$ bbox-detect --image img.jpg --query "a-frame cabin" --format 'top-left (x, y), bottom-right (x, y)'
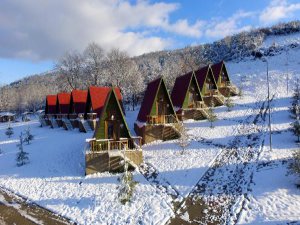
top-left (134, 77), bottom-right (181, 144)
top-left (211, 61), bottom-right (239, 97)
top-left (85, 88), bottom-right (143, 175)
top-left (69, 90), bottom-right (88, 128)
top-left (56, 92), bottom-right (71, 128)
top-left (194, 65), bottom-right (225, 107)
top-left (84, 86), bottom-right (123, 131)
top-left (44, 95), bottom-right (57, 126)
top-left (171, 71), bottom-right (209, 121)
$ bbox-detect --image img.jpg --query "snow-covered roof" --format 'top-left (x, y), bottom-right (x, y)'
top-left (0, 112), bottom-right (15, 116)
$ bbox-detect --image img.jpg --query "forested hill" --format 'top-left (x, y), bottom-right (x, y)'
top-left (1, 20), bottom-right (300, 113)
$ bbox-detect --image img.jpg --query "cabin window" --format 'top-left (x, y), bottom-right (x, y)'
top-left (221, 71), bottom-right (227, 83)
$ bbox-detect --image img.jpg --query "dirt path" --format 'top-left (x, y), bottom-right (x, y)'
top-left (169, 99), bottom-right (269, 225)
top-left (0, 188), bottom-right (73, 225)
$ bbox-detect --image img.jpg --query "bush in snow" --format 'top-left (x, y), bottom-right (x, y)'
top-left (0, 148), bottom-right (2, 155)
top-left (225, 95), bottom-right (234, 112)
top-left (118, 152), bottom-right (138, 205)
top-left (207, 101), bottom-right (218, 128)
top-left (24, 126), bottom-right (34, 145)
top-left (16, 132), bottom-right (29, 167)
top-left (289, 149), bottom-right (300, 179)
top-left (5, 122), bottom-right (13, 138)
top-left (291, 120), bottom-right (300, 143)
top-left (177, 122), bottom-right (190, 154)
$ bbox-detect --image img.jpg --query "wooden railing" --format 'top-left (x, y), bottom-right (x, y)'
top-left (146, 114), bottom-right (178, 125)
top-left (87, 137), bottom-right (142, 152)
top-left (205, 90), bottom-right (219, 97)
top-left (56, 114), bottom-right (68, 119)
top-left (69, 114), bottom-right (78, 120)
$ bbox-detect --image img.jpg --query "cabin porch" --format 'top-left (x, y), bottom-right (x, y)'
top-left (178, 101), bottom-right (209, 121)
top-left (203, 90), bottom-right (225, 107)
top-left (218, 81), bottom-right (239, 97)
top-left (85, 137), bottom-right (143, 174)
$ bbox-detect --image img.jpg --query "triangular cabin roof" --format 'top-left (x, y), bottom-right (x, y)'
top-left (171, 71), bottom-right (203, 109)
top-left (94, 88), bottom-right (131, 139)
top-left (137, 77), bottom-right (177, 123)
top-left (70, 90), bottom-right (88, 114)
top-left (194, 65), bottom-right (218, 91)
top-left (45, 95), bottom-right (57, 114)
top-left (57, 92), bottom-right (71, 114)
top-left (211, 61), bottom-right (230, 83)
top-left (86, 86), bottom-right (123, 117)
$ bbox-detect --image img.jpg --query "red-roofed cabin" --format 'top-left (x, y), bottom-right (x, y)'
top-left (211, 61), bottom-right (238, 97)
top-left (69, 90), bottom-right (88, 128)
top-left (195, 66), bottom-right (225, 107)
top-left (44, 95), bottom-right (57, 125)
top-left (56, 92), bottom-right (71, 127)
top-left (171, 72), bottom-right (209, 121)
top-left (84, 86), bottom-right (123, 131)
top-left (134, 77), bottom-right (180, 144)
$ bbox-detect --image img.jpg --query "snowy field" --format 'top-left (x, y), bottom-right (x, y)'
top-left (0, 34), bottom-right (300, 224)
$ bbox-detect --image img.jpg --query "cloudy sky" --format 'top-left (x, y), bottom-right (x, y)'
top-left (1, 0), bottom-right (300, 84)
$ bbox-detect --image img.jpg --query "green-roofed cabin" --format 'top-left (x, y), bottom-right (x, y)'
top-left (171, 72), bottom-right (209, 121)
top-left (134, 77), bottom-right (181, 144)
top-left (85, 88), bottom-right (143, 175)
top-left (211, 61), bottom-right (239, 97)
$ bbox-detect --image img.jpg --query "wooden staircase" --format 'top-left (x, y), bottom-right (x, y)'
top-left (50, 118), bottom-right (58, 128)
top-left (229, 85), bottom-right (239, 95)
top-left (162, 124), bottom-right (181, 141)
top-left (62, 119), bottom-right (73, 130)
top-left (213, 94), bottom-right (225, 106)
top-left (108, 150), bottom-right (142, 172)
top-left (79, 120), bottom-right (93, 133)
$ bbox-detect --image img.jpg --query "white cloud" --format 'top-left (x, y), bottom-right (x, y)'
top-left (0, 0), bottom-right (204, 60)
top-left (205, 11), bottom-right (253, 38)
top-left (259, 0), bottom-right (300, 24)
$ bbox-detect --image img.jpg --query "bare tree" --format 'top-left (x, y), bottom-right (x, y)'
top-left (56, 51), bottom-right (84, 91)
top-left (83, 42), bottom-right (106, 86)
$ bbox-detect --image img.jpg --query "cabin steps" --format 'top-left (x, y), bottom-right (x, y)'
top-left (50, 118), bottom-right (58, 128)
top-left (213, 95), bottom-right (225, 106)
top-left (162, 125), bottom-right (180, 141)
top-left (62, 119), bottom-right (73, 130)
top-left (230, 85), bottom-right (239, 96)
top-left (199, 108), bottom-right (209, 119)
top-left (79, 120), bottom-right (93, 133)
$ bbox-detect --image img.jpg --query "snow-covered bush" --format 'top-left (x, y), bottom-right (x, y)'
top-left (225, 95), bottom-right (234, 111)
top-left (5, 122), bottom-right (13, 138)
top-left (24, 126), bottom-right (34, 145)
top-left (207, 101), bottom-right (218, 128)
top-left (16, 132), bottom-right (29, 167)
top-left (289, 150), bottom-right (300, 180)
top-left (118, 154), bottom-right (138, 205)
top-left (177, 122), bottom-right (190, 154)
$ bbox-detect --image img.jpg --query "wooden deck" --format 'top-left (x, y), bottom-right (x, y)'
top-left (85, 137), bottom-right (143, 175)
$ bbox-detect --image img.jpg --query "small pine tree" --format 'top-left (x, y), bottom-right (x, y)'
top-left (225, 95), bottom-right (234, 112)
top-left (5, 122), bottom-right (13, 138)
top-left (292, 119), bottom-right (300, 143)
top-left (238, 86), bottom-right (243, 99)
top-left (177, 122), bottom-right (190, 154)
top-left (16, 132), bottom-right (29, 167)
top-left (207, 103), bottom-right (218, 128)
top-left (289, 149), bottom-right (300, 178)
top-left (118, 149), bottom-right (137, 205)
top-left (24, 126), bottom-right (34, 145)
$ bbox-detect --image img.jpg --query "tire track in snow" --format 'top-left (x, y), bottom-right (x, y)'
top-left (169, 98), bottom-right (269, 225)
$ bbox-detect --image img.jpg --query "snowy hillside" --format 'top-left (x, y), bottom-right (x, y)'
top-left (1, 37), bottom-right (300, 224)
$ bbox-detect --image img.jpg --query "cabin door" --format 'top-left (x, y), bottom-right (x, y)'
top-left (157, 98), bottom-right (166, 123)
top-left (106, 120), bottom-right (120, 140)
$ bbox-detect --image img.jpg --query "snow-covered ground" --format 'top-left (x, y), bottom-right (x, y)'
top-left (0, 35), bottom-right (300, 224)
